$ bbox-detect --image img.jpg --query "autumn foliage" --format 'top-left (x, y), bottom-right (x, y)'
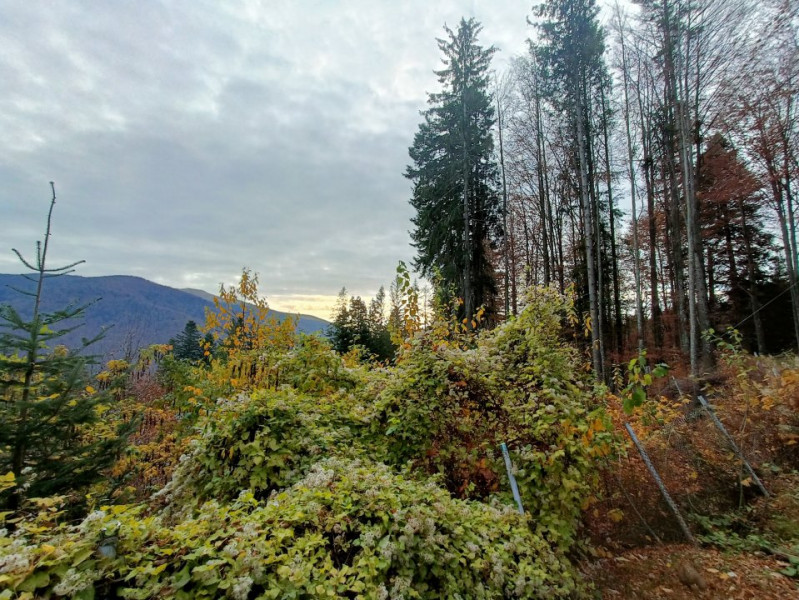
top-left (0, 277), bottom-right (612, 599)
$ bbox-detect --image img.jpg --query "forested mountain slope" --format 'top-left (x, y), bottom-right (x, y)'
top-left (0, 274), bottom-right (328, 360)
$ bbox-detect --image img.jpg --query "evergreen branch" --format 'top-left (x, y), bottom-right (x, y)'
top-left (11, 249), bottom-right (38, 271)
top-left (43, 267), bottom-right (82, 277)
top-left (40, 260), bottom-right (86, 274)
top-left (6, 285), bottom-right (37, 297)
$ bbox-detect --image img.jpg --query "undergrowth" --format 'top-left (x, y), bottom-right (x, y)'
top-left (0, 284), bottom-right (611, 599)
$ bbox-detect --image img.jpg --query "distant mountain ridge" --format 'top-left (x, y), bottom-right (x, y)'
top-left (0, 274), bottom-right (329, 361)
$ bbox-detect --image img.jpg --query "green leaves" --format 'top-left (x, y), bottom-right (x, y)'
top-left (0, 459), bottom-right (581, 599)
top-left (623, 385), bottom-right (647, 414)
top-left (0, 285), bottom-right (610, 599)
top-left (375, 286), bottom-right (612, 550)
top-left (621, 349), bottom-right (669, 415)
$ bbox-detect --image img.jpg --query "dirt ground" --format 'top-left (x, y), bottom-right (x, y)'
top-left (584, 544), bottom-right (798, 599)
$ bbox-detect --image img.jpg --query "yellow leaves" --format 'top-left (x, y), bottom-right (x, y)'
top-left (608, 508), bottom-right (624, 523)
top-left (199, 268), bottom-right (297, 391)
top-left (585, 441), bottom-right (612, 458)
top-left (105, 360), bottom-right (129, 373)
top-left (583, 314), bottom-right (592, 338)
top-left (0, 471), bottom-right (16, 493)
top-left (85, 385), bottom-right (96, 395)
top-left (781, 368), bottom-right (799, 387)
top-left (782, 433), bottom-right (799, 446)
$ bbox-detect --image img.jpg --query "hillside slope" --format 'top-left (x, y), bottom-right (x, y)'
top-left (0, 274), bottom-right (329, 361)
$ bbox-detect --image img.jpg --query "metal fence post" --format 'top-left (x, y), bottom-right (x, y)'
top-left (624, 422), bottom-right (696, 544)
top-left (698, 395), bottom-right (769, 497)
top-left (500, 442), bottom-right (524, 515)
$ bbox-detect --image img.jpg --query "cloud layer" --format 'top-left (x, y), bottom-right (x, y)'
top-left (0, 0), bottom-right (531, 318)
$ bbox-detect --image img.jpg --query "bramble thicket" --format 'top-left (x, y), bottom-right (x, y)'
top-left (3, 265), bottom-right (799, 598)
top-left (0, 268), bottom-right (616, 599)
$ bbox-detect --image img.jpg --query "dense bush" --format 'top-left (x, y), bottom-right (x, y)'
top-left (1, 285), bottom-right (611, 598)
top-left (372, 288), bottom-right (612, 548)
top-left (154, 388), bottom-right (374, 513)
top-left (0, 459), bottom-right (580, 599)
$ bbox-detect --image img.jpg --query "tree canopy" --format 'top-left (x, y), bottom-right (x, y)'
top-left (406, 17), bottom-right (502, 322)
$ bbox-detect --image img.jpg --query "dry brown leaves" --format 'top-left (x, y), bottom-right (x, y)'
top-left (584, 544), bottom-right (798, 599)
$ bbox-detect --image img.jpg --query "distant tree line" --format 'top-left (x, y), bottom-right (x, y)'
top-left (328, 287), bottom-right (395, 362)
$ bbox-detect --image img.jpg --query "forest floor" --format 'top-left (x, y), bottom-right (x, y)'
top-left (580, 353), bottom-right (799, 598)
top-left (584, 544), bottom-right (798, 599)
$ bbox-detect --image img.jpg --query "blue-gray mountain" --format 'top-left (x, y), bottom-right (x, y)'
top-left (0, 274), bottom-right (329, 362)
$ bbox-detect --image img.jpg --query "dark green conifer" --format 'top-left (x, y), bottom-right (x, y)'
top-left (406, 18), bottom-right (502, 322)
top-left (171, 320), bottom-right (204, 362)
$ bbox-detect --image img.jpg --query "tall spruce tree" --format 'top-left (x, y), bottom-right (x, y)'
top-left (406, 18), bottom-right (501, 322)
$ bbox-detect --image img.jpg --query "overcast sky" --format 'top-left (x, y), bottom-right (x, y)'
top-left (1, 1), bottom-right (539, 319)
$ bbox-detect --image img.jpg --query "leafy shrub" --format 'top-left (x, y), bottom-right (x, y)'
top-left (154, 388), bottom-right (375, 513)
top-left (372, 287), bottom-right (613, 549)
top-left (274, 334), bottom-right (366, 396)
top-left (0, 286), bottom-right (613, 598)
top-left (0, 458), bottom-right (580, 599)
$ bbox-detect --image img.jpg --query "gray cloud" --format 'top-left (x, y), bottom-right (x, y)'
top-left (0, 0), bottom-right (532, 317)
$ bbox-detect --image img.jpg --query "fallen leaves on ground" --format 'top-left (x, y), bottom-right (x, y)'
top-left (584, 544), bottom-right (798, 599)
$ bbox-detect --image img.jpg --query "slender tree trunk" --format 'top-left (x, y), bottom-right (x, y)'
top-left (662, 0), bottom-right (712, 373)
top-left (461, 97), bottom-right (473, 321)
top-left (11, 182), bottom-right (58, 510)
top-left (620, 28), bottom-right (644, 350)
top-left (497, 93), bottom-right (510, 319)
top-left (510, 211), bottom-right (519, 315)
top-left (665, 142), bottom-right (689, 353)
top-left (774, 188), bottom-right (799, 349)
top-left (542, 133), bottom-right (559, 290)
top-left (637, 74), bottom-right (663, 348)
top-left (707, 244), bottom-right (716, 308)
top-left (783, 134), bottom-right (799, 347)
top-left (601, 83), bottom-right (623, 353)
top-left (556, 194), bottom-right (566, 294)
top-left (576, 82), bottom-right (602, 380)
top-left (535, 87), bottom-right (551, 286)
